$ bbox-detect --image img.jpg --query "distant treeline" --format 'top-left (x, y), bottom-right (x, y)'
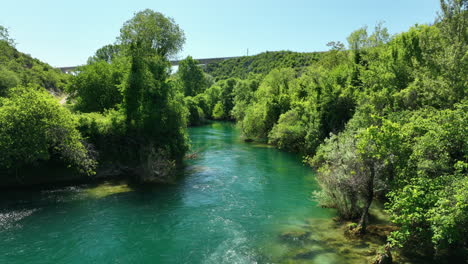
top-left (204, 51), bottom-right (322, 80)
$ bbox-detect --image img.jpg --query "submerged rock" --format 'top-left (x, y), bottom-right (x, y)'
top-left (87, 182), bottom-right (133, 198)
top-left (292, 248), bottom-right (317, 259)
top-left (279, 230), bottom-right (311, 243)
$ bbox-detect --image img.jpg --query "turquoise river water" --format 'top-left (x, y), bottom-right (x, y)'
top-left (0, 122), bottom-right (377, 264)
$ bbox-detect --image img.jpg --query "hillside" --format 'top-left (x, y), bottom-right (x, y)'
top-left (204, 50), bottom-right (322, 80)
top-left (0, 40), bottom-right (68, 93)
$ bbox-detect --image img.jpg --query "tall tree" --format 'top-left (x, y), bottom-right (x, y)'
top-left (119, 9), bottom-right (185, 59)
top-left (117, 9), bottom-right (188, 181)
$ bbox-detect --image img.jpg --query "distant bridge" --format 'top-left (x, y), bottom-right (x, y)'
top-left (58, 56), bottom-right (240, 73)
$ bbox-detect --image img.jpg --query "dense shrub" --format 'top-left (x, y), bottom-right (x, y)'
top-left (0, 86), bottom-right (96, 176)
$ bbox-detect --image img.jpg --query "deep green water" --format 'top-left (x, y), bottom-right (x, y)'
top-left (0, 122), bottom-right (340, 264)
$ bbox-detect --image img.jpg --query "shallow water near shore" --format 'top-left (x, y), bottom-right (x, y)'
top-left (1, 122), bottom-right (390, 263)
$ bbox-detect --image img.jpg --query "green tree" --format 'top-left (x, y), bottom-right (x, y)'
top-left (386, 105), bottom-right (467, 256)
top-left (185, 96), bottom-right (205, 125)
top-left (218, 78), bottom-right (238, 120)
top-left (0, 86), bottom-right (96, 176)
top-left (0, 25), bottom-right (15, 46)
top-left (67, 58), bottom-right (127, 112)
top-left (178, 56), bottom-right (207, 96)
top-left (116, 9), bottom-right (188, 182)
top-left (119, 9), bottom-right (185, 58)
top-left (0, 66), bottom-right (20, 96)
top-left (231, 74), bottom-right (261, 120)
top-left (88, 44), bottom-right (122, 64)
top-left (268, 108), bottom-right (307, 152)
top-left (241, 68), bottom-right (295, 139)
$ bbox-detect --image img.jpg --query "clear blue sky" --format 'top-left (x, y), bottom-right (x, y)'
top-left (0, 0), bottom-right (441, 67)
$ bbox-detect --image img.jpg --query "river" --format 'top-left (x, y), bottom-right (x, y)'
top-left (0, 122), bottom-right (379, 263)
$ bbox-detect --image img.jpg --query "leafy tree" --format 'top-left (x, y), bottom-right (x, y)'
top-left (268, 108), bottom-right (307, 152)
top-left (368, 22), bottom-right (391, 47)
top-left (88, 44), bottom-right (122, 64)
top-left (0, 25), bottom-right (15, 46)
top-left (218, 78), bottom-right (238, 120)
top-left (178, 56), bottom-right (207, 96)
top-left (386, 105), bottom-right (467, 256)
top-left (116, 9), bottom-right (188, 181)
top-left (240, 68), bottom-right (295, 139)
top-left (0, 66), bottom-right (20, 96)
top-left (67, 57), bottom-right (127, 112)
top-left (212, 101), bottom-right (225, 120)
top-left (119, 9), bottom-right (185, 58)
top-left (185, 96), bottom-right (205, 125)
top-left (231, 74), bottom-right (261, 120)
top-left (0, 86), bottom-right (96, 176)
top-left (201, 83), bottom-right (222, 118)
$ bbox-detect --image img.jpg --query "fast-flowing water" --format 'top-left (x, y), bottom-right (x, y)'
top-left (0, 122), bottom-right (353, 264)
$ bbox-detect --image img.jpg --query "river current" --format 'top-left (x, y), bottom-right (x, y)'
top-left (1, 122), bottom-right (343, 263)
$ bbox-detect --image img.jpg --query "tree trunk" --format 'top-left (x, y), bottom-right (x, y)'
top-left (358, 162), bottom-right (375, 234)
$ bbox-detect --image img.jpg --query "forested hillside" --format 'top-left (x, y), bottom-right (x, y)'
top-left (204, 51), bottom-right (322, 80)
top-left (0, 26), bottom-right (68, 94)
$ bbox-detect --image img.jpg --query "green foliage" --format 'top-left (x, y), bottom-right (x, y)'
top-left (0, 66), bottom-right (20, 96)
top-left (0, 25), bottom-right (15, 46)
top-left (0, 86), bottom-right (96, 175)
top-left (217, 78), bottom-right (238, 120)
top-left (236, 63), bottom-right (355, 153)
top-left (0, 37), bottom-right (68, 93)
top-left (268, 109), bottom-right (307, 152)
top-left (202, 83), bottom-right (221, 118)
top-left (205, 51), bottom-right (322, 80)
top-left (240, 68), bottom-right (296, 140)
top-left (67, 57), bottom-right (127, 112)
top-left (184, 96), bottom-right (205, 126)
top-left (385, 105), bottom-right (468, 253)
top-left (307, 8), bottom-right (467, 253)
top-left (123, 52), bottom-right (188, 162)
top-left (119, 9), bottom-right (185, 58)
top-left (311, 131), bottom-right (365, 219)
top-left (231, 74), bottom-right (261, 120)
top-left (88, 44), bottom-right (122, 64)
top-left (212, 101), bottom-right (225, 120)
top-left (116, 10), bottom-right (189, 181)
top-left (178, 56), bottom-right (207, 96)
